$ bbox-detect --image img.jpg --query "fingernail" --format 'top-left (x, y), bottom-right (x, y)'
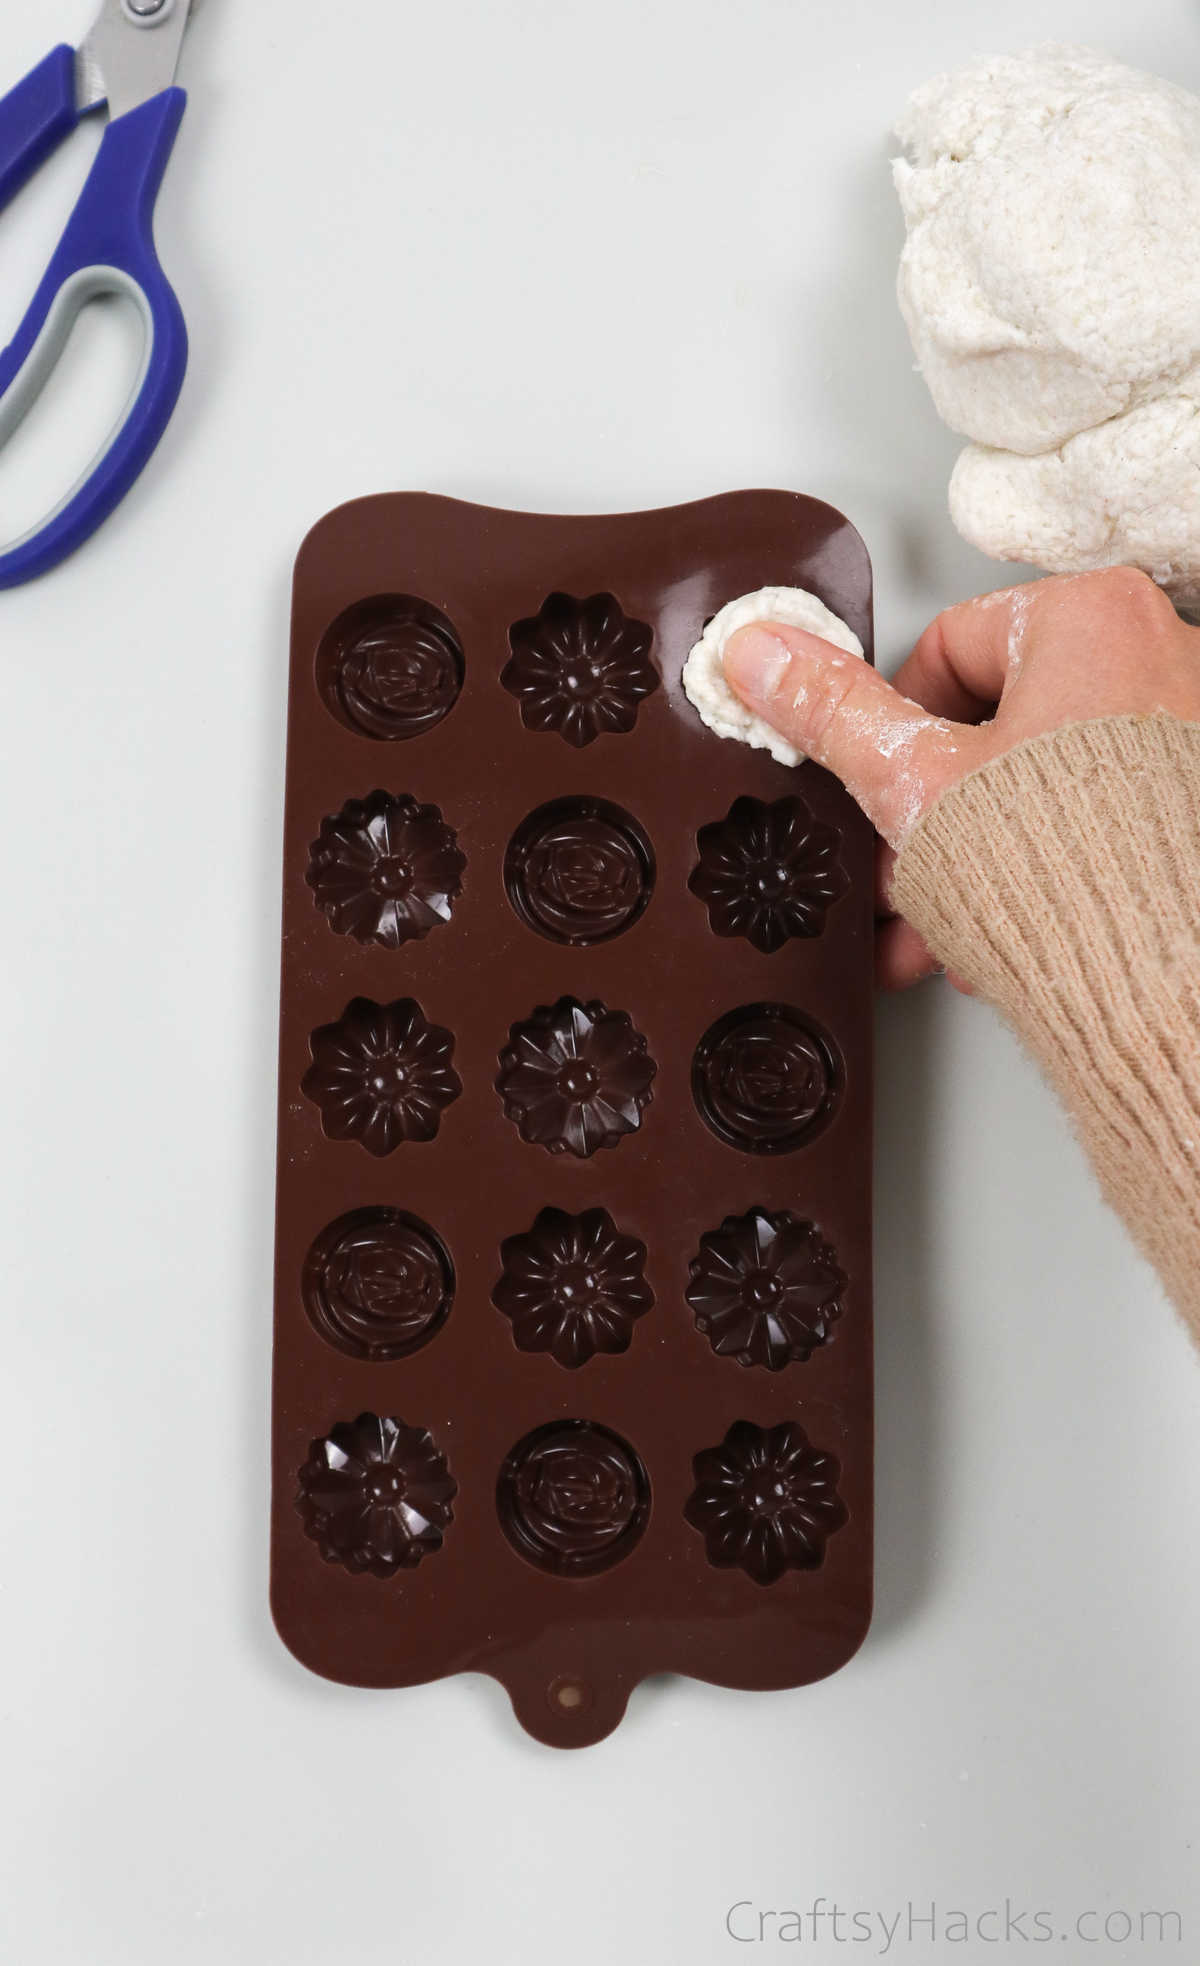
top-left (723, 624), bottom-right (791, 703)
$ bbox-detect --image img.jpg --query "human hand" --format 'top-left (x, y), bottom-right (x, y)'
top-left (722, 568), bottom-right (1200, 989)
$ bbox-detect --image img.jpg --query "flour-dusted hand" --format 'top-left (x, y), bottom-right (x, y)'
top-left (727, 566), bottom-right (1200, 1329)
top-left (723, 567), bottom-right (1200, 987)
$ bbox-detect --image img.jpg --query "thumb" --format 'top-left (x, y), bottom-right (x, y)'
top-left (723, 621), bottom-right (971, 843)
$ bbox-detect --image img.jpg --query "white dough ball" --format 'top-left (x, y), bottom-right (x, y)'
top-left (893, 44), bottom-right (1200, 607)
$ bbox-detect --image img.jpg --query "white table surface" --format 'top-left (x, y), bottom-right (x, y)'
top-left (1, 1), bottom-right (1198, 1960)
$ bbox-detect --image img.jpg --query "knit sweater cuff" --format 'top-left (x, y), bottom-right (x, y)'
top-left (891, 714), bottom-right (1200, 1328)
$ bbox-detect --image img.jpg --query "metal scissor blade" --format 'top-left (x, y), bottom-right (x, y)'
top-left (76, 0), bottom-right (195, 121)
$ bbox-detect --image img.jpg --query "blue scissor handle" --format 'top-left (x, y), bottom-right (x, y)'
top-left (0, 50), bottom-right (188, 588)
top-left (0, 45), bottom-right (80, 205)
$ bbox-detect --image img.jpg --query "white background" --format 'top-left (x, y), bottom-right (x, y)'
top-left (0, 1), bottom-right (1198, 1961)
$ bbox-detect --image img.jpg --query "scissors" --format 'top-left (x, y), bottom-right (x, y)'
top-left (0, 0), bottom-right (197, 587)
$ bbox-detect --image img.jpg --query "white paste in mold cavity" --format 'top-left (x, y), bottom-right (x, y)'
top-left (682, 585), bottom-right (864, 768)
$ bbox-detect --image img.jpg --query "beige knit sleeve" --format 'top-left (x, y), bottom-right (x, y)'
top-left (890, 714), bottom-right (1200, 1331)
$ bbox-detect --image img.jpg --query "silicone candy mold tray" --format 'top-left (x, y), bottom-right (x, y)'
top-left (271, 490), bottom-right (874, 1747)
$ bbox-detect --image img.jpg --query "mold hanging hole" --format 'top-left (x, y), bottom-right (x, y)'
top-left (548, 1676), bottom-right (592, 1715)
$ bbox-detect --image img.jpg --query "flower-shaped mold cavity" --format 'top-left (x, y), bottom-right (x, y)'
top-left (302, 997), bottom-right (461, 1156)
top-left (692, 1003), bottom-right (840, 1155)
top-left (497, 1420), bottom-right (650, 1576)
top-left (302, 1207), bottom-right (454, 1361)
top-left (316, 595), bottom-right (464, 740)
top-left (685, 1420), bottom-right (847, 1585)
top-left (493, 1207), bottom-right (653, 1368)
top-left (497, 997), bottom-right (656, 1157)
top-left (296, 1412), bottom-right (457, 1577)
top-left (686, 1208), bottom-right (846, 1370)
top-left (689, 794), bottom-right (848, 953)
top-left (306, 791), bottom-right (465, 947)
top-left (501, 592), bottom-right (659, 746)
top-left (504, 797), bottom-right (654, 946)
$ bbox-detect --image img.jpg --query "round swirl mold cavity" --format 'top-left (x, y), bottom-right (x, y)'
top-left (296, 1412), bottom-right (457, 1577)
top-left (691, 1002), bottom-right (841, 1155)
top-left (497, 996), bottom-right (657, 1157)
top-left (316, 595), bottom-right (464, 740)
top-left (686, 1207), bottom-right (845, 1370)
top-left (306, 791), bottom-right (465, 947)
top-left (496, 1420), bottom-right (650, 1576)
top-left (493, 1206), bottom-right (653, 1367)
top-left (302, 1207), bottom-right (454, 1361)
top-left (504, 796), bottom-right (655, 945)
top-left (302, 996), bottom-right (461, 1156)
top-left (501, 591), bottom-right (659, 746)
top-left (689, 794), bottom-right (848, 952)
top-left (684, 1419), bottom-right (847, 1585)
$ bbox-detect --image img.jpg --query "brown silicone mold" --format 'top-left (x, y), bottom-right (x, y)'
top-left (272, 491), bottom-right (874, 1746)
